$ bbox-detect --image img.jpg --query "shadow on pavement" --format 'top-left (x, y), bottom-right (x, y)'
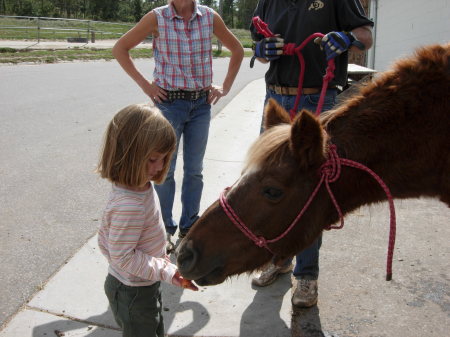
top-left (161, 283), bottom-right (210, 336)
top-left (31, 309), bottom-right (121, 337)
top-left (291, 305), bottom-right (327, 337)
top-left (161, 250), bottom-right (210, 336)
top-left (240, 273), bottom-right (292, 337)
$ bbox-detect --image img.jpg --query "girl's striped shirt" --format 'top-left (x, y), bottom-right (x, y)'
top-left (152, 3), bottom-right (214, 90)
top-left (98, 183), bottom-right (177, 286)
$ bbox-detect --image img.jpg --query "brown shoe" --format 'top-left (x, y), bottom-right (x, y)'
top-left (251, 263), bottom-right (293, 287)
top-left (292, 279), bottom-right (318, 308)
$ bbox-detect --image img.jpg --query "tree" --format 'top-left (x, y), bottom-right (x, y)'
top-left (200, 0), bottom-right (214, 7)
top-left (0, 0), bottom-right (261, 25)
top-left (132, 0), bottom-right (142, 21)
top-left (219, 0), bottom-right (234, 27)
top-left (13, 0), bottom-right (34, 16)
top-left (236, 0), bottom-right (258, 29)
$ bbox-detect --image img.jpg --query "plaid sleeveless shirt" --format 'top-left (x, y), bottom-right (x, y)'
top-left (153, 3), bottom-right (214, 90)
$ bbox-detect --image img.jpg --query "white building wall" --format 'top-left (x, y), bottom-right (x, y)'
top-left (371, 0), bottom-right (450, 71)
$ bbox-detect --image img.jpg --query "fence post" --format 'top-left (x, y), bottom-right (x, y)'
top-left (87, 20), bottom-right (90, 43)
top-left (37, 16), bottom-right (40, 43)
top-left (89, 21), bottom-right (95, 43)
top-left (217, 40), bottom-right (222, 54)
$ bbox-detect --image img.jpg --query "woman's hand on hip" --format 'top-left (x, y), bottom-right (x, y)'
top-left (206, 84), bottom-right (228, 105)
top-left (142, 81), bottom-right (167, 104)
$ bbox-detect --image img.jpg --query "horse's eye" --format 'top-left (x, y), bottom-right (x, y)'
top-left (262, 187), bottom-right (284, 201)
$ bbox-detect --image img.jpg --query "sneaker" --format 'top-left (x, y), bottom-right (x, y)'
top-left (291, 279), bottom-right (318, 308)
top-left (251, 263), bottom-right (293, 287)
top-left (166, 233), bottom-right (175, 254)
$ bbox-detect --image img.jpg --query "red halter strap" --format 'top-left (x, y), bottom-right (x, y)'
top-left (219, 144), bottom-right (397, 281)
top-left (252, 16), bottom-right (275, 38)
top-left (252, 16), bottom-right (336, 120)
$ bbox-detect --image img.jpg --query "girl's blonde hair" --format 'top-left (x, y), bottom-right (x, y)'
top-left (97, 104), bottom-right (176, 186)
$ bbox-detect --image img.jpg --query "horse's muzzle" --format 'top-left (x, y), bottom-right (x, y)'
top-left (176, 239), bottom-right (226, 285)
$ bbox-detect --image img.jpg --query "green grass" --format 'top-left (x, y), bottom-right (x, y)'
top-left (0, 16), bottom-right (134, 40)
top-left (0, 47), bottom-right (253, 64)
top-left (211, 29), bottom-right (253, 49)
top-left (0, 17), bottom-right (254, 63)
top-left (0, 47), bottom-right (151, 64)
top-left (0, 17), bottom-right (253, 44)
top-left (230, 29), bottom-right (253, 48)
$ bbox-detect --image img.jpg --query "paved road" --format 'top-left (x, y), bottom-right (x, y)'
top-left (0, 57), bottom-right (267, 328)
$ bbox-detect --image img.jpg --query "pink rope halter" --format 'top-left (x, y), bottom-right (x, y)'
top-left (219, 145), bottom-right (397, 281)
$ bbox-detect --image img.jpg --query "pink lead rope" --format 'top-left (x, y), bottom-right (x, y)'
top-left (252, 16), bottom-right (336, 119)
top-left (247, 17), bottom-right (396, 280)
top-left (220, 145), bottom-right (397, 281)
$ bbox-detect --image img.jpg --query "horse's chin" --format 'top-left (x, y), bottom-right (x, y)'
top-left (179, 265), bottom-right (227, 286)
top-left (194, 269), bottom-right (227, 286)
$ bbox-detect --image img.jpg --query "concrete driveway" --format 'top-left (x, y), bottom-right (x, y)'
top-left (1, 56), bottom-right (448, 337)
top-left (0, 57), bottom-right (267, 328)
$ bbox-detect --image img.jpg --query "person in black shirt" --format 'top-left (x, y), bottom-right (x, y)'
top-left (250, 0), bottom-right (373, 308)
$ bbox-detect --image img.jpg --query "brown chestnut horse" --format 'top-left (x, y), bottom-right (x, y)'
top-left (177, 44), bottom-right (450, 286)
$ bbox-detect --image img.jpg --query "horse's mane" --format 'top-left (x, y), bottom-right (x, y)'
top-left (322, 43), bottom-right (450, 125)
top-left (244, 44), bottom-right (449, 172)
top-left (243, 124), bottom-right (291, 172)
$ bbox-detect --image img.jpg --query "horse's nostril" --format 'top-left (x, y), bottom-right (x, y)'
top-left (176, 240), bottom-right (198, 274)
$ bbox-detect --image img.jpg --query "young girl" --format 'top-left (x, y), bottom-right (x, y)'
top-left (97, 103), bottom-right (197, 337)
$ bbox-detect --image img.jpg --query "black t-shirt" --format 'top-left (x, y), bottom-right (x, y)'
top-left (250, 0), bottom-right (374, 88)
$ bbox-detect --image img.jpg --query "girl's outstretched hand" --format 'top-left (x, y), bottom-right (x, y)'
top-left (172, 271), bottom-right (199, 291)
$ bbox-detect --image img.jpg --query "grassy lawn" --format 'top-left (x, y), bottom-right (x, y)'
top-left (0, 16), bottom-right (254, 64)
top-left (0, 46), bottom-right (253, 64)
top-left (0, 46), bottom-right (150, 64)
top-left (0, 16), bottom-right (134, 40)
top-left (1, 17), bottom-right (253, 45)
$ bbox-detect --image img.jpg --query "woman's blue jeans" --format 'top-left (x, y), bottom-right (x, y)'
top-left (263, 87), bottom-right (337, 280)
top-left (156, 96), bottom-right (211, 235)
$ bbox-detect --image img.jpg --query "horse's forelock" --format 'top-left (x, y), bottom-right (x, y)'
top-left (244, 124), bottom-right (291, 173)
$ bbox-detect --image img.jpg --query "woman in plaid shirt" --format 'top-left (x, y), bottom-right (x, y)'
top-left (113, 0), bottom-right (244, 245)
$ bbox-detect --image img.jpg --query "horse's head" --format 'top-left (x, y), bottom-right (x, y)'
top-left (177, 99), bottom-right (331, 286)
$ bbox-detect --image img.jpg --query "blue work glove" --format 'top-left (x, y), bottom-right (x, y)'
top-left (254, 37), bottom-right (284, 61)
top-left (250, 36), bottom-right (284, 68)
top-left (319, 31), bottom-right (354, 60)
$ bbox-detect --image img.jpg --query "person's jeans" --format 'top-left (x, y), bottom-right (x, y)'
top-left (261, 88), bottom-right (337, 131)
top-left (263, 87), bottom-right (337, 280)
top-left (156, 97), bottom-right (211, 235)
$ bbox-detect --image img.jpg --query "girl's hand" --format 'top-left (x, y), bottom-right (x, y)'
top-left (172, 271), bottom-right (199, 291)
top-left (142, 81), bottom-right (167, 104)
top-left (205, 84), bottom-right (228, 105)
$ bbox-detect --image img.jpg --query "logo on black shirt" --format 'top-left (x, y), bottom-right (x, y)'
top-left (308, 0), bottom-right (324, 11)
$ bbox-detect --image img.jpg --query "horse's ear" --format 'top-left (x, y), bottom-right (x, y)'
top-left (290, 109), bottom-right (326, 169)
top-left (264, 98), bottom-right (291, 129)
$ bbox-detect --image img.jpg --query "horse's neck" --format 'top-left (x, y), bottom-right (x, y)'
top-left (320, 43), bottom-right (450, 213)
top-left (324, 91), bottom-right (447, 214)
top-left (324, 101), bottom-right (402, 213)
